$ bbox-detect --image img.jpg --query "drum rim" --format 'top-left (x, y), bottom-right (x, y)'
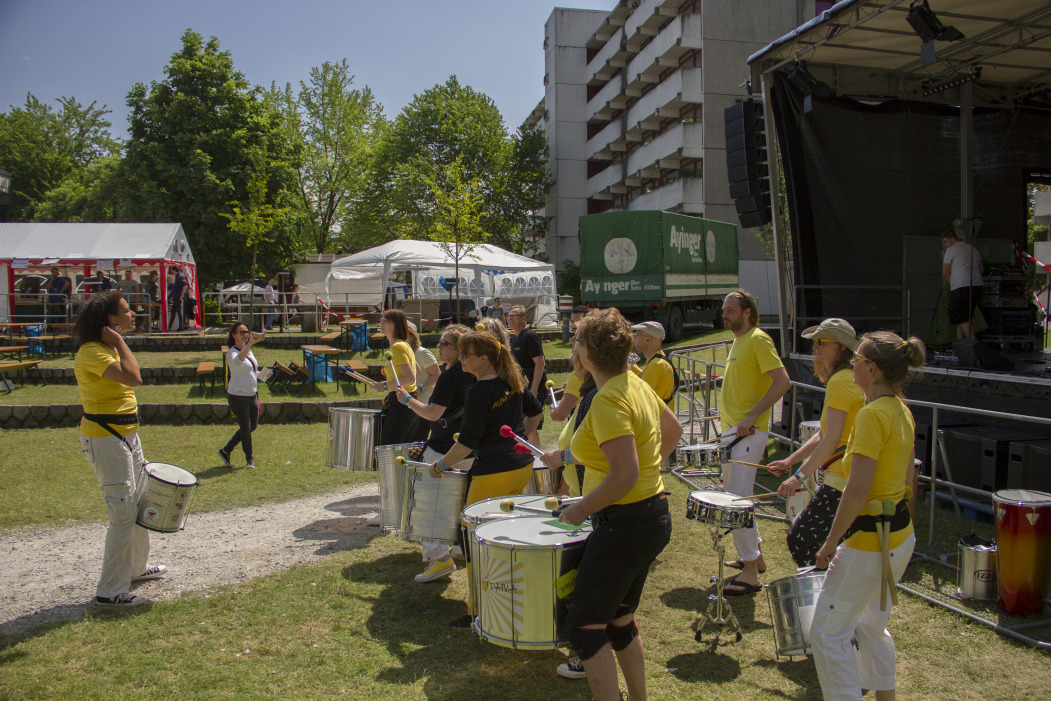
top-left (144, 462), bottom-right (198, 486)
top-left (329, 407), bottom-right (381, 416)
top-left (992, 489), bottom-right (1051, 506)
top-left (475, 516), bottom-right (591, 547)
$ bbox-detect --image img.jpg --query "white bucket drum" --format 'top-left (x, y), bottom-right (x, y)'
top-left (460, 494), bottom-right (555, 616)
top-left (135, 463), bottom-right (198, 533)
top-left (326, 407), bottom-right (380, 470)
top-left (686, 489), bottom-right (754, 530)
top-left (474, 516), bottom-right (592, 649)
top-left (400, 465), bottom-right (469, 544)
top-left (766, 568), bottom-right (826, 658)
top-left (374, 442), bottom-right (425, 531)
top-left (677, 443), bottom-right (731, 469)
top-left (796, 420), bottom-right (825, 488)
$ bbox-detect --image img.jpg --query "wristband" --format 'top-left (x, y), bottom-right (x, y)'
top-left (401, 393), bottom-right (411, 405)
top-left (437, 457), bottom-right (449, 472)
top-left (794, 469), bottom-right (806, 482)
top-left (562, 449), bottom-right (574, 467)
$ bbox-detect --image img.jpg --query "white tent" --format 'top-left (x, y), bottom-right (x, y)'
top-left (328, 240), bottom-right (558, 325)
top-left (0, 223), bottom-right (198, 329)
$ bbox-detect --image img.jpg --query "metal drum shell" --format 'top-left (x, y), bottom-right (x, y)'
top-left (766, 570), bottom-right (826, 658)
top-left (678, 443), bottom-right (731, 468)
top-left (685, 490), bottom-right (754, 529)
top-left (473, 516), bottom-right (592, 650)
top-left (326, 407), bottom-right (380, 470)
top-left (135, 462), bottom-right (198, 533)
top-left (400, 465), bottom-right (469, 545)
top-left (374, 442), bottom-right (425, 531)
top-left (958, 540), bottom-right (997, 600)
top-left (798, 420), bottom-right (821, 443)
top-left (524, 467), bottom-right (561, 495)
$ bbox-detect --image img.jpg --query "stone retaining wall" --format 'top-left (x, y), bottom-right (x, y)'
top-left (0, 398), bottom-right (383, 430)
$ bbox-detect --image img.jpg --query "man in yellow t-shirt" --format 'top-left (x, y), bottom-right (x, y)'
top-left (718, 290), bottom-right (791, 595)
top-left (630, 321), bottom-right (676, 405)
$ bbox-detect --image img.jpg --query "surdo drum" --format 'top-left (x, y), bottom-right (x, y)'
top-left (399, 464), bottom-right (469, 545)
top-left (374, 442), bottom-right (425, 531)
top-left (766, 568), bottom-right (826, 658)
top-left (135, 463), bottom-right (198, 533)
top-left (993, 489), bottom-right (1051, 616)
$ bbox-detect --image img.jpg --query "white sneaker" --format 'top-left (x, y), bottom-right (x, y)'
top-left (132, 565), bottom-right (167, 582)
top-left (415, 558), bottom-right (457, 583)
top-left (557, 656), bottom-right (587, 679)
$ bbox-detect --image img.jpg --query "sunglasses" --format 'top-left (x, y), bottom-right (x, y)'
top-left (813, 338), bottom-right (835, 347)
top-left (852, 351), bottom-right (872, 364)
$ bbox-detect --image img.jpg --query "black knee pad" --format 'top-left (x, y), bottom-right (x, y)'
top-left (606, 618), bottom-right (638, 651)
top-left (566, 605), bottom-right (609, 661)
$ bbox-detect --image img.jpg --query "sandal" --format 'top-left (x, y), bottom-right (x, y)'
top-left (725, 558), bottom-right (767, 574)
top-left (723, 580), bottom-right (763, 596)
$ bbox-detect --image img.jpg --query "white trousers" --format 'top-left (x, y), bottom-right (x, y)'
top-left (419, 447), bottom-right (472, 561)
top-left (811, 533), bottom-right (916, 701)
top-left (720, 427), bottom-right (767, 562)
top-left (80, 433), bottom-right (150, 599)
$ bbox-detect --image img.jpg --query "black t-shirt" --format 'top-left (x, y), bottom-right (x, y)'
top-left (458, 377), bottom-right (533, 476)
top-left (425, 362), bottom-right (475, 454)
top-left (511, 327), bottom-right (548, 400)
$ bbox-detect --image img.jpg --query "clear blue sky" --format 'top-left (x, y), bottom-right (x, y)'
top-left (0, 0), bottom-right (609, 138)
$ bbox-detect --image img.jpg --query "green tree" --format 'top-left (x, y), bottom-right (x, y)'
top-left (488, 123), bottom-right (552, 253)
top-left (424, 156), bottom-right (486, 315)
top-left (32, 155), bottom-right (128, 222)
top-left (122, 30), bottom-right (301, 286)
top-left (272, 60), bottom-right (386, 254)
top-left (0, 94), bottom-right (119, 220)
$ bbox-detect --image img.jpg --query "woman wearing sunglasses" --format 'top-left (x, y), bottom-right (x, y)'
top-left (218, 322), bottom-right (266, 470)
top-left (810, 330), bottom-right (924, 701)
top-left (768, 318), bottom-right (865, 567)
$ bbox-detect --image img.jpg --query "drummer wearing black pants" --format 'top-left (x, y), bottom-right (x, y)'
top-left (557, 308), bottom-right (682, 701)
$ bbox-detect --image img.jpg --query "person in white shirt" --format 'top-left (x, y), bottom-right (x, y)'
top-left (941, 230), bottom-right (984, 340)
top-left (218, 323), bottom-right (265, 469)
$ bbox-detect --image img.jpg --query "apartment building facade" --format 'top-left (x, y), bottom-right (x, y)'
top-left (529, 0), bottom-right (825, 303)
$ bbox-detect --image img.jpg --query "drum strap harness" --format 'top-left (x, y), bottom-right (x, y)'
top-left (83, 412), bottom-right (138, 454)
top-left (843, 498), bottom-right (909, 539)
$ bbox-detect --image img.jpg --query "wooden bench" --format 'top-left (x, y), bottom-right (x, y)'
top-left (287, 361), bottom-right (313, 394)
top-left (0, 360), bottom-right (47, 393)
top-left (196, 361), bottom-right (216, 395)
top-left (266, 361), bottom-right (296, 391)
top-left (320, 331), bottom-right (341, 344)
top-left (368, 333), bottom-right (387, 356)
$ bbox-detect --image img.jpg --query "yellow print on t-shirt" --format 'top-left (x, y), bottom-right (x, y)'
top-left (491, 391), bottom-right (515, 411)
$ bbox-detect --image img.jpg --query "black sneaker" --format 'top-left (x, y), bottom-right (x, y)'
top-left (94, 592), bottom-right (152, 607)
top-left (217, 449), bottom-right (233, 468)
top-left (449, 614), bottom-right (474, 630)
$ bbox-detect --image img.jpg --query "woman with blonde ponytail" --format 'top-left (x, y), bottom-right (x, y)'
top-left (429, 329), bottom-right (541, 629)
top-left (811, 330), bottom-right (925, 701)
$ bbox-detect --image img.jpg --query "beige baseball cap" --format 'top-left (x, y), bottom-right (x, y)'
top-left (801, 318), bottom-right (858, 351)
top-left (631, 321), bottom-right (666, 341)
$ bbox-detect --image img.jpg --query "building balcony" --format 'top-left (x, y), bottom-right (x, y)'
top-left (585, 117), bottom-right (628, 161)
top-left (623, 67), bottom-right (703, 140)
top-left (586, 76), bottom-right (629, 123)
top-left (625, 121), bottom-right (703, 181)
top-left (629, 175), bottom-right (704, 213)
top-left (586, 161), bottom-right (625, 199)
top-left (585, 4), bottom-right (631, 50)
top-left (624, 13), bottom-right (702, 96)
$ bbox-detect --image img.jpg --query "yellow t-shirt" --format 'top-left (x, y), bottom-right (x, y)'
top-left (821, 368), bottom-right (866, 482)
top-left (74, 341), bottom-right (138, 437)
top-left (631, 352), bottom-right (675, 405)
top-left (720, 327), bottom-right (783, 428)
top-left (563, 373), bottom-right (583, 400)
top-left (841, 396), bottom-right (916, 552)
top-left (383, 340), bottom-right (418, 393)
top-left (571, 372), bottom-right (665, 505)
top-left (558, 419), bottom-right (582, 497)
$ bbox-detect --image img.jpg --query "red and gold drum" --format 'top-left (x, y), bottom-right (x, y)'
top-left (993, 489), bottom-right (1051, 617)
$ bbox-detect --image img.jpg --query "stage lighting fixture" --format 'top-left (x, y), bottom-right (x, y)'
top-left (906, 0), bottom-right (964, 44)
top-left (786, 61), bottom-right (834, 99)
top-left (921, 66), bottom-right (982, 97)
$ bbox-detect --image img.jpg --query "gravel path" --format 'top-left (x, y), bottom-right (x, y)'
top-left (0, 482), bottom-right (382, 637)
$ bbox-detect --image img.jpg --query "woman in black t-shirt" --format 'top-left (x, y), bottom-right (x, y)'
top-left (396, 324), bottom-right (475, 583)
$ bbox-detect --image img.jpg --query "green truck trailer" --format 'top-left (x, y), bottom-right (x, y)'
top-left (579, 210), bottom-right (739, 341)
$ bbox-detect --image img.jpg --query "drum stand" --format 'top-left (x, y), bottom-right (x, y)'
top-left (693, 525), bottom-right (743, 643)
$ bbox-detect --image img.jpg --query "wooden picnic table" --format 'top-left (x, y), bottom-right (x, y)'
top-left (0, 345), bottom-right (28, 362)
top-left (32, 334), bottom-right (73, 358)
top-left (301, 344), bottom-right (341, 383)
top-left (338, 318), bottom-right (368, 352)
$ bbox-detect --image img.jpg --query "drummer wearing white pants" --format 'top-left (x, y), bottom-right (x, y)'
top-left (718, 290), bottom-right (791, 595)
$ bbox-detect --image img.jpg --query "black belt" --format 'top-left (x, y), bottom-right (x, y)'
top-left (591, 492), bottom-right (669, 527)
top-left (844, 498), bottom-right (910, 539)
top-left (83, 412), bottom-right (139, 451)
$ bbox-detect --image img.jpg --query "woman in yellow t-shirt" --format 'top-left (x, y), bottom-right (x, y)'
top-left (557, 308), bottom-right (681, 701)
top-left (371, 309), bottom-right (421, 445)
top-left (811, 331), bottom-right (925, 701)
top-left (769, 318), bottom-right (865, 567)
top-left (74, 290), bottom-right (165, 607)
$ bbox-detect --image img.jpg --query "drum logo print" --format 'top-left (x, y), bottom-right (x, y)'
top-left (481, 557), bottom-right (525, 636)
top-left (144, 508), bottom-right (160, 523)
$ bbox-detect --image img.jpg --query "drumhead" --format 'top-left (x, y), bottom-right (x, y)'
top-left (689, 489), bottom-right (751, 508)
top-left (461, 495), bottom-right (553, 524)
top-left (993, 489), bottom-right (1051, 507)
top-left (144, 463), bottom-right (197, 486)
top-left (476, 515), bottom-right (591, 549)
top-left (681, 443), bottom-right (726, 453)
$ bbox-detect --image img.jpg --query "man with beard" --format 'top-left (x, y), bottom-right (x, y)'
top-left (718, 289), bottom-right (790, 595)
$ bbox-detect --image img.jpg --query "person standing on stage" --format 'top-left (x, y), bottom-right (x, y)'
top-left (811, 331), bottom-right (923, 701)
top-left (74, 290), bottom-right (166, 607)
top-left (630, 321), bottom-right (677, 406)
top-left (941, 229), bottom-right (984, 340)
top-left (396, 324), bottom-right (474, 583)
top-left (769, 318), bottom-right (865, 567)
top-left (217, 322), bottom-right (265, 470)
top-left (556, 308), bottom-right (681, 699)
top-left (718, 289), bottom-right (791, 595)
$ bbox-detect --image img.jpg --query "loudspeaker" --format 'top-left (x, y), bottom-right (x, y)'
top-left (953, 339), bottom-right (1015, 371)
top-left (724, 99), bottom-right (772, 229)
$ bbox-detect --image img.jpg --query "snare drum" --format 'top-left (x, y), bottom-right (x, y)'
top-left (677, 443), bottom-right (731, 469)
top-left (798, 420), bottom-right (821, 443)
top-left (766, 569), bottom-right (825, 658)
top-left (374, 442), bottom-right (425, 532)
top-left (400, 465), bottom-right (469, 545)
top-left (135, 463), bottom-right (198, 533)
top-left (993, 489), bottom-right (1051, 616)
top-left (686, 490), bottom-right (754, 529)
top-left (474, 516), bottom-right (592, 649)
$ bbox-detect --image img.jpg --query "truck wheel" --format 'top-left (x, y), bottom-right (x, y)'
top-left (666, 306), bottom-right (684, 342)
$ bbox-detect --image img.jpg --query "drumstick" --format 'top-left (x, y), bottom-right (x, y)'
top-left (499, 499), bottom-right (562, 518)
top-left (387, 357), bottom-right (401, 388)
top-left (729, 459), bottom-right (771, 470)
top-left (515, 444), bottom-right (558, 467)
top-left (545, 380), bottom-right (558, 406)
top-left (394, 456), bottom-right (431, 469)
top-left (544, 496), bottom-right (582, 510)
top-left (735, 491), bottom-right (779, 501)
top-left (882, 500), bottom-right (898, 606)
top-left (500, 425), bottom-right (543, 456)
top-left (343, 370), bottom-right (373, 385)
top-left (868, 500), bottom-right (890, 611)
